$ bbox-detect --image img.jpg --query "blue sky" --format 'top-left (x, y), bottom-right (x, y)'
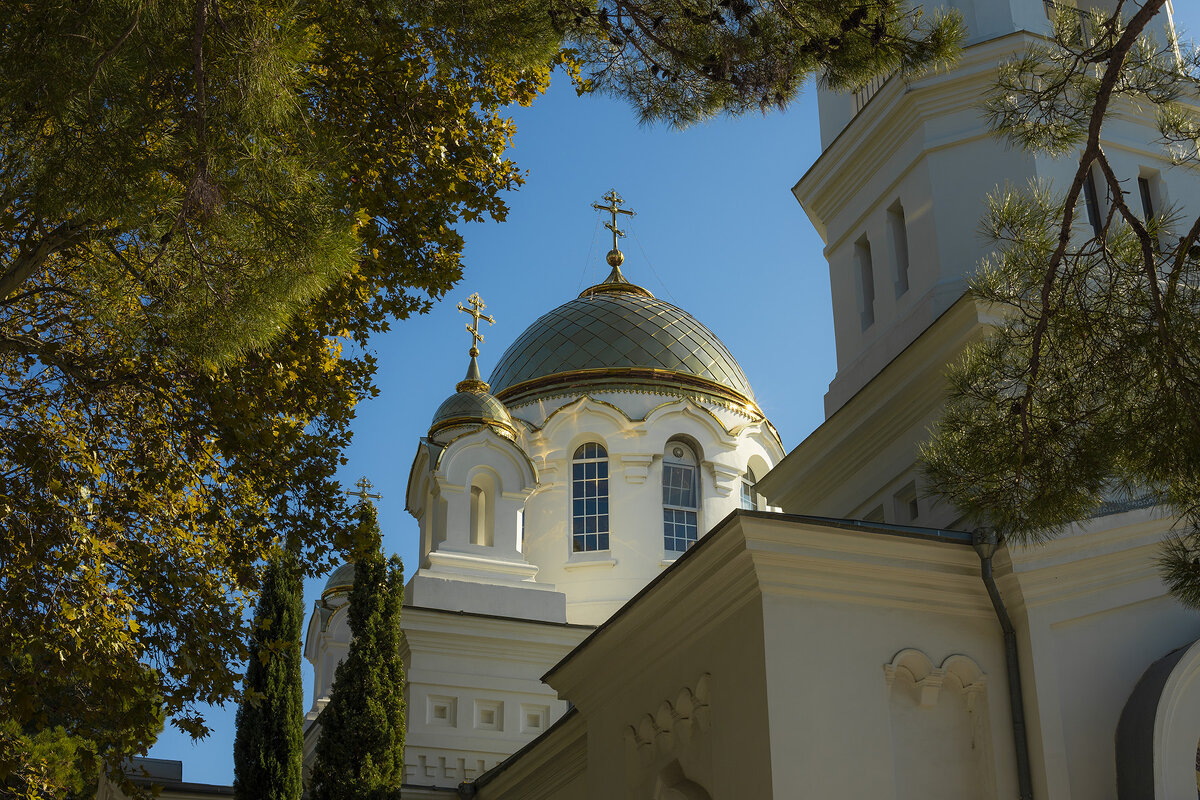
top-left (150, 3), bottom-right (1199, 783)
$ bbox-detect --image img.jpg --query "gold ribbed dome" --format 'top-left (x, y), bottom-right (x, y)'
top-left (429, 354), bottom-right (516, 438)
top-left (488, 271), bottom-right (759, 415)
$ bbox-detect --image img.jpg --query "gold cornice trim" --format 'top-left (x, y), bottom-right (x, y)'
top-left (495, 367), bottom-right (763, 419)
top-left (430, 425), bottom-right (540, 483)
top-left (428, 416), bottom-right (518, 440)
top-left (455, 378), bottom-right (491, 393)
top-left (579, 281), bottom-right (655, 299)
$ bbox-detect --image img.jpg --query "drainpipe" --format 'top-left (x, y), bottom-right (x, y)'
top-left (972, 527), bottom-right (1035, 800)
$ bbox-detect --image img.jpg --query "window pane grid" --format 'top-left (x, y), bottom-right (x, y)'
top-left (572, 443), bottom-right (609, 553)
top-left (662, 464), bottom-right (696, 507)
top-left (741, 480), bottom-right (759, 511)
top-left (664, 509), bottom-right (698, 552)
top-left (663, 448), bottom-right (699, 554)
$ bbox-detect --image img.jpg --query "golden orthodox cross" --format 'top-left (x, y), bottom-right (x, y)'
top-left (456, 292), bottom-right (494, 357)
top-left (345, 477), bottom-right (382, 502)
top-left (592, 189), bottom-right (636, 252)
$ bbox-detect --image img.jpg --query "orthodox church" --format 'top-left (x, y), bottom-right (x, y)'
top-left (300, 1), bottom-right (1200, 798)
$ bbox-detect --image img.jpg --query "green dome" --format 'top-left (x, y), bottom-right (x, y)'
top-left (489, 272), bottom-right (759, 414)
top-left (428, 353), bottom-right (516, 439)
top-left (323, 562), bottom-right (356, 597)
top-left (429, 389), bottom-right (514, 437)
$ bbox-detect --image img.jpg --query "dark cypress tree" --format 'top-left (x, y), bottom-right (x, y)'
top-left (309, 500), bottom-right (406, 800)
top-left (233, 548), bottom-right (304, 800)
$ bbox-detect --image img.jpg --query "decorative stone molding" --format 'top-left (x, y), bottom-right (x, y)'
top-left (624, 674), bottom-right (712, 765)
top-left (883, 649), bottom-right (986, 709)
top-left (622, 454), bottom-right (654, 484)
top-left (705, 461), bottom-right (742, 498)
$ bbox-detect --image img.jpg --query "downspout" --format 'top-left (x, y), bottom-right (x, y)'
top-left (972, 527), bottom-right (1035, 800)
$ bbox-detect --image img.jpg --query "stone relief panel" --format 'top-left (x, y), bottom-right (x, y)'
top-left (884, 649), bottom-right (996, 800)
top-left (624, 674), bottom-right (714, 798)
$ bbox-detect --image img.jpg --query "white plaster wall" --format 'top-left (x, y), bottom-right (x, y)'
top-left (572, 592), bottom-right (774, 799)
top-left (806, 30), bottom-right (1194, 417)
top-left (513, 394), bottom-right (782, 625)
top-left (1004, 511), bottom-right (1200, 800)
top-left (758, 577), bottom-right (1016, 799)
top-left (401, 608), bottom-right (589, 790)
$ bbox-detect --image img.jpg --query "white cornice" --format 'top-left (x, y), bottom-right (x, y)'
top-left (545, 513), bottom-right (987, 712)
top-left (795, 32), bottom-right (1185, 250)
top-left (795, 33), bottom-right (1041, 232)
top-left (743, 516), bottom-right (989, 617)
top-left (403, 606), bottom-right (591, 647)
top-left (1004, 508), bottom-right (1180, 609)
top-left (758, 295), bottom-right (986, 511)
top-left (472, 711), bottom-right (586, 798)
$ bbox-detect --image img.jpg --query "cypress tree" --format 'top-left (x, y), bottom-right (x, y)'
top-left (233, 549), bottom-right (304, 800)
top-left (309, 501), bottom-right (406, 800)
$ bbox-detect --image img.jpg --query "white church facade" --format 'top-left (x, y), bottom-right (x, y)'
top-left (301, 1), bottom-right (1200, 798)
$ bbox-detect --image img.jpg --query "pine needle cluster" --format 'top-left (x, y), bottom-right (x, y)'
top-left (555, 0), bottom-right (964, 126)
top-left (921, 0), bottom-right (1200, 605)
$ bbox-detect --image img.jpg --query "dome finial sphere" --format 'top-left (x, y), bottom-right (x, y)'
top-left (606, 248), bottom-right (624, 267)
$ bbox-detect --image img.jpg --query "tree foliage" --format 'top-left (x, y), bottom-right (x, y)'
top-left (0, 0), bottom-right (552, 790)
top-left (555, 0), bottom-right (964, 126)
top-left (921, 0), bottom-right (1200, 605)
top-left (233, 549), bottom-right (304, 800)
top-left (308, 502), bottom-right (405, 800)
top-left (0, 0), bottom-right (969, 790)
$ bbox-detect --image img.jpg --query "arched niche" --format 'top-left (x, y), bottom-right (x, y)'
top-left (654, 760), bottom-right (712, 800)
top-left (1117, 637), bottom-right (1200, 799)
top-left (469, 470), bottom-right (497, 547)
top-left (538, 397), bottom-right (629, 455)
top-left (436, 427), bottom-right (537, 494)
top-left (883, 649), bottom-right (992, 800)
top-left (642, 400), bottom-right (736, 454)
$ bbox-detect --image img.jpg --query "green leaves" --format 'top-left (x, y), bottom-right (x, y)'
top-left (0, 0), bottom-right (551, 790)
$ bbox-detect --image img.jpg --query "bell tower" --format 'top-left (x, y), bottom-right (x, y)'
top-left (764, 0), bottom-right (1191, 525)
top-left (797, 0), bottom-right (1183, 416)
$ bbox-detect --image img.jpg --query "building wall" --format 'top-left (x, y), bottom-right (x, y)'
top-left (399, 607), bottom-right (589, 791)
top-left (510, 393), bottom-right (782, 625)
top-left (1003, 509), bottom-right (1200, 799)
top-left (802, 14), bottom-right (1197, 419)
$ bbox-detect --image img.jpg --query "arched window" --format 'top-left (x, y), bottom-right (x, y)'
top-left (470, 485), bottom-right (485, 545)
top-left (663, 442), bottom-right (699, 554)
top-left (740, 469), bottom-right (759, 511)
top-left (572, 443), bottom-right (609, 552)
top-left (469, 473), bottom-right (495, 547)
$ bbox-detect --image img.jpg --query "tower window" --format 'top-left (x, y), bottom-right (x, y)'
top-left (855, 235), bottom-right (875, 330)
top-left (887, 201), bottom-right (910, 297)
top-left (663, 442), bottom-right (700, 554)
top-left (1083, 168), bottom-right (1103, 238)
top-left (1138, 172), bottom-right (1164, 250)
top-left (741, 469), bottom-right (759, 511)
top-left (893, 481), bottom-right (919, 523)
top-left (1138, 176), bottom-right (1155, 220)
top-left (469, 474), bottom-right (495, 547)
top-left (571, 442), bottom-right (609, 552)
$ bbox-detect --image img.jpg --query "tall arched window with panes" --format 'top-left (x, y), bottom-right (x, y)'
top-left (571, 443), bottom-right (609, 552)
top-left (663, 441), bottom-right (700, 554)
top-left (741, 469), bottom-right (759, 511)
